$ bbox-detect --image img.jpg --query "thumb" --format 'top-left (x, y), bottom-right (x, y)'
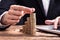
top-left (45, 20), bottom-right (55, 25)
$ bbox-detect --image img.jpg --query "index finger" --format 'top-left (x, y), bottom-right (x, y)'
top-left (10, 5), bottom-right (35, 14)
top-left (54, 18), bottom-right (59, 29)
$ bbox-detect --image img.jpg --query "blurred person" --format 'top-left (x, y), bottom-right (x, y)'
top-left (0, 0), bottom-right (60, 30)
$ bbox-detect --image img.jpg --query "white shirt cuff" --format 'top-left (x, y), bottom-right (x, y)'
top-left (0, 11), bottom-right (8, 26)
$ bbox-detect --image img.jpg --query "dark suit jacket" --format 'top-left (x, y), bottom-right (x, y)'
top-left (0, 0), bottom-right (60, 25)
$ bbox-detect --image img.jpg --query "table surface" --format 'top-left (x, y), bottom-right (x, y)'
top-left (0, 25), bottom-right (60, 40)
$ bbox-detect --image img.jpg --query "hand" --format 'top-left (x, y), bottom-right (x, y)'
top-left (2, 5), bottom-right (35, 25)
top-left (45, 16), bottom-right (60, 29)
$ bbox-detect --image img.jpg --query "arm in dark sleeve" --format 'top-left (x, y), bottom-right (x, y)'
top-left (0, 0), bottom-right (17, 30)
top-left (0, 0), bottom-right (17, 15)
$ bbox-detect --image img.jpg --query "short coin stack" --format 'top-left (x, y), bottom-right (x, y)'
top-left (23, 13), bottom-right (36, 35)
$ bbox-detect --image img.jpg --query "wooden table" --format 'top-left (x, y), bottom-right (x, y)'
top-left (0, 25), bottom-right (60, 40)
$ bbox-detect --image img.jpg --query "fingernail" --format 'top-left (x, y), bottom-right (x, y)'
top-left (29, 8), bottom-right (35, 13)
top-left (31, 8), bottom-right (35, 12)
top-left (54, 26), bottom-right (57, 30)
top-left (21, 11), bottom-right (25, 16)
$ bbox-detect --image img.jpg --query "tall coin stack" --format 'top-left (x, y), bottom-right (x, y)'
top-left (23, 13), bottom-right (36, 35)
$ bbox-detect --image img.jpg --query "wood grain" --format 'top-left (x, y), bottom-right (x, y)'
top-left (0, 25), bottom-right (60, 40)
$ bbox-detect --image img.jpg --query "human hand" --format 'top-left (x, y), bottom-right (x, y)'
top-left (45, 16), bottom-right (60, 29)
top-left (1, 5), bottom-right (35, 25)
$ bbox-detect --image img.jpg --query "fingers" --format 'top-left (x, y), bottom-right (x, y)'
top-left (8, 10), bottom-right (24, 16)
top-left (45, 20), bottom-right (55, 25)
top-left (10, 5), bottom-right (35, 14)
top-left (7, 15), bottom-right (20, 20)
top-left (54, 17), bottom-right (60, 29)
top-left (2, 11), bottom-right (24, 25)
top-left (45, 19), bottom-right (58, 29)
top-left (45, 17), bottom-right (60, 29)
top-left (5, 19), bottom-right (19, 25)
top-left (2, 14), bottom-right (20, 25)
top-left (8, 10), bottom-right (24, 20)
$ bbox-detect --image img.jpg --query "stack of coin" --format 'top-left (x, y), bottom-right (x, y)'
top-left (23, 13), bottom-right (36, 35)
top-left (30, 13), bottom-right (36, 35)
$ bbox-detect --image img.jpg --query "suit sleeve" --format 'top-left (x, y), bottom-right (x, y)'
top-left (0, 0), bottom-right (17, 15)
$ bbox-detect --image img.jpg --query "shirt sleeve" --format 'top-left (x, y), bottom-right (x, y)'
top-left (0, 11), bottom-right (8, 21)
top-left (0, 11), bottom-right (10, 30)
